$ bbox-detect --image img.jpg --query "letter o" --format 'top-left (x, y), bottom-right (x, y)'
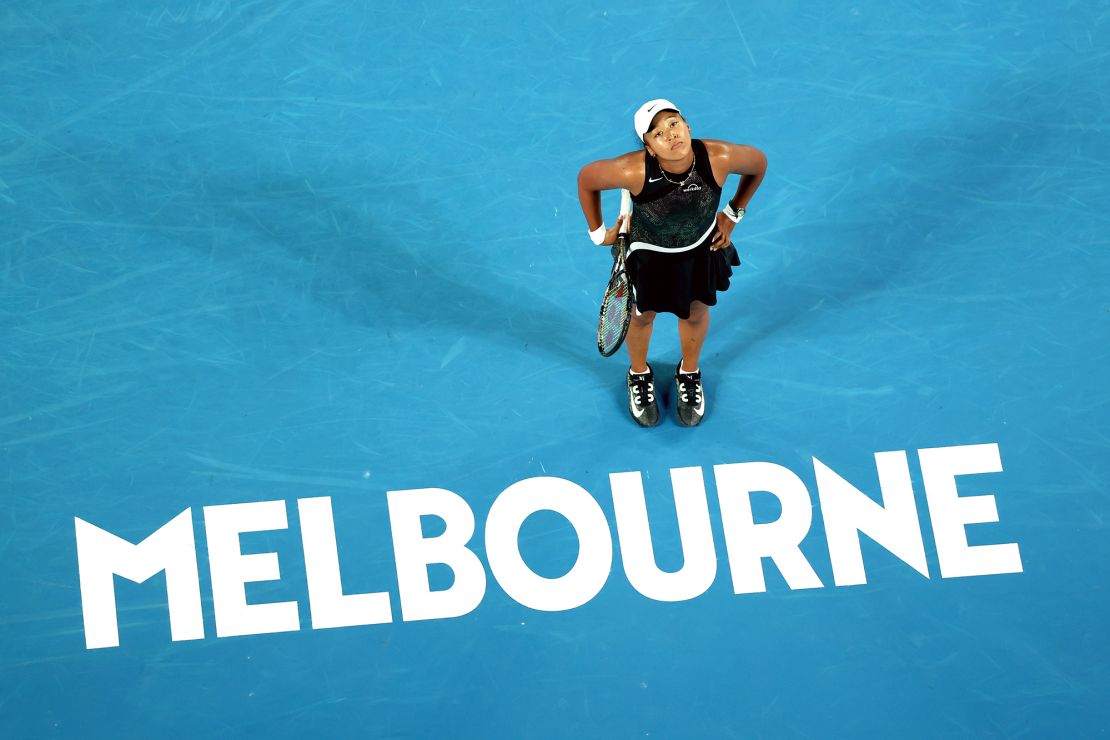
top-left (485, 477), bottom-right (613, 612)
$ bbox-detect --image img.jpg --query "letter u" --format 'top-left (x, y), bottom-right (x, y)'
top-left (610, 467), bottom-right (717, 601)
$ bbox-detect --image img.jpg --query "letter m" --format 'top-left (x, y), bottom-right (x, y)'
top-left (75, 509), bottom-right (204, 650)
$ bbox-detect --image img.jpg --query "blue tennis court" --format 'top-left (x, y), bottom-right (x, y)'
top-left (3, 1), bottom-right (1108, 737)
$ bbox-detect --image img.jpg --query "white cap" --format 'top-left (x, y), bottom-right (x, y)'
top-left (634, 98), bottom-right (681, 140)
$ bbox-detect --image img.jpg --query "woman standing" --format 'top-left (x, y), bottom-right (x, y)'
top-left (577, 99), bottom-right (767, 427)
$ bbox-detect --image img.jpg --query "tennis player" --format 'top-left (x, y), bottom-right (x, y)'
top-left (577, 99), bottom-right (767, 427)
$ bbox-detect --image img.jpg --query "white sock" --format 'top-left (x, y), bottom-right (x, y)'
top-left (679, 365), bottom-right (699, 375)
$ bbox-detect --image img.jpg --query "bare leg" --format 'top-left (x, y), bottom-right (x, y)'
top-left (676, 301), bottom-right (710, 373)
top-left (625, 307), bottom-right (656, 374)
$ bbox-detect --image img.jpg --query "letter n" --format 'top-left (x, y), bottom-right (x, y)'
top-left (815, 451), bottom-right (929, 586)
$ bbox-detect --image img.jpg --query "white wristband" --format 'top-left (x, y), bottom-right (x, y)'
top-left (588, 223), bottom-right (608, 245)
top-left (723, 203), bottom-right (746, 223)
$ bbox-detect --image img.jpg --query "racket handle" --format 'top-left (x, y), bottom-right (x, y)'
top-left (619, 189), bottom-right (632, 235)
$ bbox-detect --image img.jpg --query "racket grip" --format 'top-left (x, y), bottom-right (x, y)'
top-left (619, 189), bottom-right (632, 235)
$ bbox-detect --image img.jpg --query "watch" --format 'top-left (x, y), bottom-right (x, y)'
top-left (723, 203), bottom-right (746, 223)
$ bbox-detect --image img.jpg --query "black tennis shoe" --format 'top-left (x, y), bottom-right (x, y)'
top-left (674, 365), bottom-right (705, 427)
top-left (627, 366), bottom-right (660, 427)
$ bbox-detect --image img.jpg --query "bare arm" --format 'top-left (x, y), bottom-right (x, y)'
top-left (705, 140), bottom-right (768, 210)
top-left (576, 153), bottom-right (643, 245)
top-left (704, 140), bottom-right (768, 250)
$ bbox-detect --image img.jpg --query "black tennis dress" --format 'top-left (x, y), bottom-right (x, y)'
top-left (627, 138), bottom-right (740, 320)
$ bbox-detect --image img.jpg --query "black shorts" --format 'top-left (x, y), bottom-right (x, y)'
top-left (627, 235), bottom-right (740, 320)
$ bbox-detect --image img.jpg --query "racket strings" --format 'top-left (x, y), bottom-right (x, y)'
top-left (597, 191), bottom-right (633, 357)
top-left (599, 275), bottom-right (632, 355)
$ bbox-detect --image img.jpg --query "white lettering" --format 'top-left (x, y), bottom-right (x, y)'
top-left (485, 477), bottom-right (612, 611)
top-left (919, 443), bottom-right (1023, 578)
top-left (299, 497), bottom-right (392, 628)
top-left (387, 488), bottom-right (487, 621)
top-left (72, 443), bottom-right (1023, 649)
top-left (610, 467), bottom-right (716, 601)
top-left (816, 451), bottom-right (929, 586)
top-left (204, 501), bottom-right (300, 637)
top-left (75, 509), bottom-right (204, 650)
top-left (715, 462), bottom-right (823, 593)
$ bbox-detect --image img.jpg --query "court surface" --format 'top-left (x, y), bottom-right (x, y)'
top-left (2, 1), bottom-right (1108, 737)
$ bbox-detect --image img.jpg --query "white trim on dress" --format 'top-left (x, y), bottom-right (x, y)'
top-left (627, 220), bottom-right (716, 256)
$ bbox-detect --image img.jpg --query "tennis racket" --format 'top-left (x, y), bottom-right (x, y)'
top-left (596, 189), bottom-right (634, 357)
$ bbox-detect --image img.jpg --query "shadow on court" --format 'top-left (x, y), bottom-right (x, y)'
top-left (174, 170), bottom-right (622, 392)
top-left (715, 68), bottom-right (1077, 379)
